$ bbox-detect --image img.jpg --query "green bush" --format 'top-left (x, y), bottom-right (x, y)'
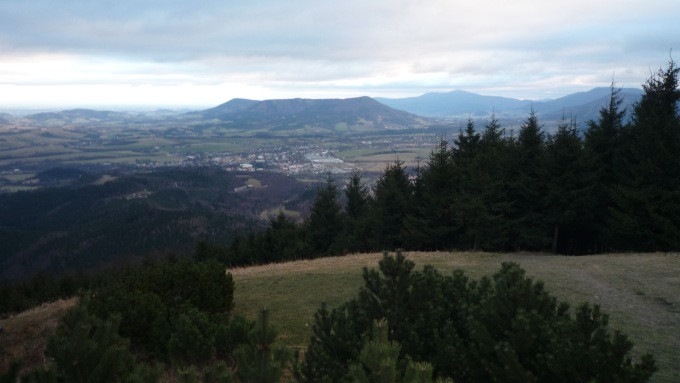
top-left (45, 305), bottom-right (160, 383)
top-left (300, 252), bottom-right (656, 383)
top-left (86, 259), bottom-right (241, 364)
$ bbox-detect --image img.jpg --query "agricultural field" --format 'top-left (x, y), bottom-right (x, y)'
top-left (336, 146), bottom-right (433, 172)
top-left (1, 121), bottom-right (440, 193)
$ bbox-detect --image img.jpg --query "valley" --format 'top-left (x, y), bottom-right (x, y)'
top-left (0, 87), bottom-right (644, 193)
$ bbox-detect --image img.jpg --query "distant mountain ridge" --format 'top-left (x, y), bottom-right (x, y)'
top-left (0, 113), bottom-right (11, 125)
top-left (26, 108), bottom-right (132, 123)
top-left (525, 87), bottom-right (644, 120)
top-left (194, 96), bottom-right (429, 133)
top-left (376, 87), bottom-right (644, 123)
top-left (375, 90), bottom-right (528, 116)
top-left (3, 88), bottom-right (647, 131)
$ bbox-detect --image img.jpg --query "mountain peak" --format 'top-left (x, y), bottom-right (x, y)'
top-left (195, 96), bottom-right (428, 133)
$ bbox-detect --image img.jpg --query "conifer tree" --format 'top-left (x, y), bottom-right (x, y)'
top-left (453, 118), bottom-right (495, 250)
top-left (507, 109), bottom-right (548, 250)
top-left (584, 84), bottom-right (627, 251)
top-left (307, 175), bottom-right (343, 256)
top-left (295, 302), bottom-right (367, 382)
top-left (46, 306), bottom-right (160, 383)
top-left (348, 319), bottom-right (402, 383)
top-left (469, 114), bottom-right (512, 250)
top-left (609, 58), bottom-right (680, 250)
top-left (234, 309), bottom-right (290, 383)
top-left (403, 139), bottom-right (457, 249)
top-left (267, 212), bottom-right (301, 261)
top-left (372, 160), bottom-right (413, 249)
top-left (348, 319), bottom-right (442, 383)
top-left (544, 116), bottom-right (593, 253)
top-left (340, 170), bottom-right (373, 252)
top-left (345, 170), bottom-right (369, 221)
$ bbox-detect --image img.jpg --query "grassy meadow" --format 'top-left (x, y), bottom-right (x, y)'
top-left (230, 251), bottom-right (680, 383)
top-left (1, 252), bottom-right (678, 382)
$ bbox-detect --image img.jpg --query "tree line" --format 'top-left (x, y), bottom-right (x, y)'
top-left (214, 59), bottom-right (680, 262)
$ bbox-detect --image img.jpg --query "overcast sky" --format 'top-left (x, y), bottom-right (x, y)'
top-left (1, 0), bottom-right (678, 108)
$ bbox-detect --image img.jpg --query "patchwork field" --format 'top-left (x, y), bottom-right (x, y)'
top-left (337, 146), bottom-right (432, 172)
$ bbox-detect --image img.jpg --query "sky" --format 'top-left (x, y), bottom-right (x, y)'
top-left (0, 0), bottom-right (678, 109)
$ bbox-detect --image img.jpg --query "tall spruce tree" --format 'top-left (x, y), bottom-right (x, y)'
top-left (452, 118), bottom-right (490, 250)
top-left (307, 175), bottom-right (343, 256)
top-left (584, 84), bottom-right (627, 252)
top-left (544, 116), bottom-right (593, 253)
top-left (470, 114), bottom-right (513, 250)
top-left (609, 59), bottom-right (680, 250)
top-left (372, 160), bottom-right (413, 249)
top-left (339, 170), bottom-right (374, 253)
top-left (345, 170), bottom-right (369, 221)
top-left (403, 139), bottom-right (457, 250)
top-left (507, 109), bottom-right (548, 250)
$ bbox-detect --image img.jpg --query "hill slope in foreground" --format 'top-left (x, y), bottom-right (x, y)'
top-left (2, 252), bottom-right (679, 382)
top-left (230, 251), bottom-right (680, 383)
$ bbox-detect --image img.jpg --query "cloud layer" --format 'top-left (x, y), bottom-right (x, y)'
top-left (1, 0), bottom-right (678, 107)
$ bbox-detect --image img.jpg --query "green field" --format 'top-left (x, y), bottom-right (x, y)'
top-left (230, 251), bottom-right (680, 383)
top-left (335, 145), bottom-right (433, 172)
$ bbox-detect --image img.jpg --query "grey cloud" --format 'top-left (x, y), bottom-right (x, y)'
top-left (0, 0), bottom-right (678, 103)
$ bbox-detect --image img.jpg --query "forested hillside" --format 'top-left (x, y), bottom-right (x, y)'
top-left (221, 60), bottom-right (680, 263)
top-left (0, 167), bottom-right (311, 280)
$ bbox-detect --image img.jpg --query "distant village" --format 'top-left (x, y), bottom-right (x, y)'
top-left (132, 132), bottom-right (437, 176)
top-left (173, 145), bottom-right (357, 175)
top-left (0, 131), bottom-right (439, 192)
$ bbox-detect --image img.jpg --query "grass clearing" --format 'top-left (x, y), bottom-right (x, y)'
top-left (259, 206), bottom-right (302, 221)
top-left (1, 253), bottom-right (676, 382)
top-left (231, 251), bottom-right (680, 383)
top-left (0, 298), bottom-right (77, 374)
top-left (245, 177), bottom-right (262, 188)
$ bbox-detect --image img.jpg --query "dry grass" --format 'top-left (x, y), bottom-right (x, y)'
top-left (0, 298), bottom-right (77, 374)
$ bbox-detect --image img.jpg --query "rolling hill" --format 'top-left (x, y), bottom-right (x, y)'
top-left (193, 96), bottom-right (431, 133)
top-left (25, 109), bottom-right (134, 125)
